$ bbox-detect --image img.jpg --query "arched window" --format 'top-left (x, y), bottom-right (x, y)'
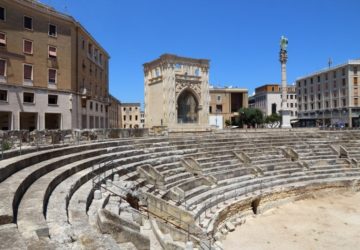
top-left (177, 90), bottom-right (198, 123)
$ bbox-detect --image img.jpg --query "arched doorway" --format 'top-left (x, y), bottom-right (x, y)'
top-left (177, 90), bottom-right (199, 123)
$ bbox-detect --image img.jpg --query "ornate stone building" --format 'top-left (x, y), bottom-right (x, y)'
top-left (143, 54), bottom-right (210, 131)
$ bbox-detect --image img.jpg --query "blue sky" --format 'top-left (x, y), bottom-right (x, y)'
top-left (42, 0), bottom-right (360, 104)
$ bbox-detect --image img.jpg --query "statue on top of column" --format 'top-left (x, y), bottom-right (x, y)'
top-left (280, 35), bottom-right (288, 51)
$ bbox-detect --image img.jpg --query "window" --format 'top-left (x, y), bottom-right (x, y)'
top-left (99, 54), bottom-right (103, 65)
top-left (48, 95), bottom-right (58, 105)
top-left (354, 77), bottom-right (358, 85)
top-left (317, 75), bottom-right (320, 82)
top-left (310, 78), bottom-right (313, 84)
top-left (209, 106), bottom-right (212, 113)
top-left (317, 94), bottom-right (321, 100)
top-left (195, 68), bottom-right (200, 76)
top-left (333, 100), bottom-right (337, 108)
top-left (354, 66), bottom-right (358, 75)
top-left (123, 107), bottom-right (126, 111)
top-left (216, 104), bottom-right (222, 112)
top-left (325, 73), bottom-right (328, 81)
top-left (0, 59), bottom-right (6, 77)
top-left (48, 46), bottom-right (57, 58)
top-left (0, 32), bottom-right (6, 47)
top-left (297, 81), bottom-right (301, 87)
top-left (0, 89), bottom-right (7, 101)
top-left (129, 115), bottom-right (132, 121)
top-left (342, 67), bottom-right (346, 76)
top-left (82, 39), bottom-right (85, 49)
top-left (90, 101), bottom-right (93, 110)
top-left (135, 115), bottom-right (138, 121)
top-left (123, 115), bottom-right (126, 121)
top-left (317, 102), bottom-right (321, 109)
top-left (24, 64), bottom-right (33, 81)
top-left (129, 107), bottom-right (132, 111)
top-left (325, 101), bottom-right (329, 108)
top-left (342, 78), bottom-right (346, 86)
top-left (100, 105), bottom-right (103, 112)
top-left (23, 92), bottom-right (34, 103)
top-left (0, 7), bottom-right (5, 21)
top-left (333, 70), bottom-right (337, 78)
top-left (271, 86), bottom-right (275, 91)
top-left (88, 43), bottom-right (93, 55)
top-left (48, 24), bottom-right (57, 37)
top-left (48, 69), bottom-right (57, 84)
top-left (342, 99), bottom-right (346, 107)
top-left (81, 98), bottom-right (86, 108)
top-left (217, 95), bottom-right (221, 102)
top-left (24, 16), bottom-right (32, 30)
top-left (355, 98), bottom-right (359, 106)
top-left (96, 103), bottom-right (98, 111)
top-left (23, 40), bottom-right (33, 54)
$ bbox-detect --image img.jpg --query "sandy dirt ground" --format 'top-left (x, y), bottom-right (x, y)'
top-left (223, 190), bottom-right (360, 250)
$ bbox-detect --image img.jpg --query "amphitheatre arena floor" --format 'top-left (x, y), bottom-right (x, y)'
top-left (223, 190), bottom-right (360, 250)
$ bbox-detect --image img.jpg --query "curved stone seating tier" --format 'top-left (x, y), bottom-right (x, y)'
top-left (199, 175), bottom-right (360, 233)
top-left (1, 130), bottom-right (360, 249)
top-left (16, 147), bottom-right (141, 241)
top-left (0, 146), bottom-right (129, 226)
top-left (0, 140), bottom-right (134, 183)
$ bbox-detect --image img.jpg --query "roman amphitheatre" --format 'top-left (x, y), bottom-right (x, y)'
top-left (0, 128), bottom-right (360, 250)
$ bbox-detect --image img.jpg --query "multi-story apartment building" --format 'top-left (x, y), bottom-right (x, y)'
top-left (0, 0), bottom-right (109, 130)
top-left (209, 86), bottom-right (248, 128)
top-left (252, 84), bottom-right (297, 119)
top-left (120, 103), bottom-right (141, 129)
top-left (108, 95), bottom-right (121, 129)
top-left (296, 60), bottom-right (360, 127)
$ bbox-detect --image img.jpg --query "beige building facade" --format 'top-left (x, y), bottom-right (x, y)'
top-left (108, 95), bottom-right (121, 129)
top-left (0, 0), bottom-right (109, 130)
top-left (252, 84), bottom-right (297, 119)
top-left (296, 60), bottom-right (360, 127)
top-left (120, 103), bottom-right (141, 129)
top-left (144, 54), bottom-right (210, 131)
top-left (209, 86), bottom-right (248, 127)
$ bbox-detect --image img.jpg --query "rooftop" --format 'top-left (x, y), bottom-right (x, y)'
top-left (296, 59), bottom-right (360, 80)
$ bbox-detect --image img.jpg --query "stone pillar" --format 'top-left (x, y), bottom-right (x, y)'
top-left (279, 36), bottom-right (291, 129)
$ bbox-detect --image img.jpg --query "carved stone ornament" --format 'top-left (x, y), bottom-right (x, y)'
top-left (175, 82), bottom-right (202, 97)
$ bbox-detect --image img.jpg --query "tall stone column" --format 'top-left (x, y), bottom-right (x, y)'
top-left (279, 36), bottom-right (291, 128)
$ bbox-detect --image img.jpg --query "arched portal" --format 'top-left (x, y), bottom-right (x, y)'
top-left (177, 90), bottom-right (199, 123)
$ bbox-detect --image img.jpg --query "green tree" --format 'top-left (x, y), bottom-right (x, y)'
top-left (236, 108), bottom-right (264, 128)
top-left (265, 113), bottom-right (282, 128)
top-left (225, 119), bottom-right (231, 127)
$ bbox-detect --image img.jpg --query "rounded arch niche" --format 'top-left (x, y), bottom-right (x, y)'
top-left (177, 89), bottom-right (199, 124)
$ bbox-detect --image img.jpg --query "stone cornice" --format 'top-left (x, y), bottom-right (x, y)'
top-left (143, 54), bottom-right (210, 72)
